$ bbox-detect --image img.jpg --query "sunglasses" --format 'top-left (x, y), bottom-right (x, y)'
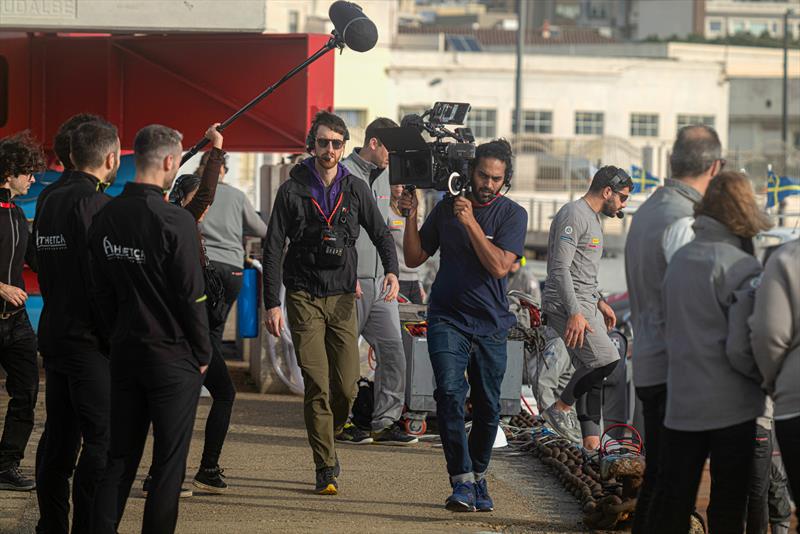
top-left (615, 191), bottom-right (629, 203)
top-left (316, 138), bottom-right (344, 150)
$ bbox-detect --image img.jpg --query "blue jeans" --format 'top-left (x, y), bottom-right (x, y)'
top-left (427, 318), bottom-right (508, 480)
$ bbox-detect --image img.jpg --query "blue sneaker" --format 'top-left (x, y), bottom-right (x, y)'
top-left (474, 478), bottom-right (494, 512)
top-left (445, 481), bottom-right (476, 512)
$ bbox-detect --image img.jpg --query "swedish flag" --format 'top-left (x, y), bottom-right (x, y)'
top-left (630, 165), bottom-right (659, 194)
top-left (766, 169), bottom-right (800, 209)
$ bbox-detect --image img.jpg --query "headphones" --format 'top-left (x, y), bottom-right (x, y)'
top-left (306, 112), bottom-right (350, 154)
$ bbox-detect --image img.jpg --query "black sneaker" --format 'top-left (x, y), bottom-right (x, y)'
top-left (335, 422), bottom-right (373, 444)
top-left (193, 465), bottom-right (228, 494)
top-left (0, 467), bottom-right (35, 491)
top-left (142, 475), bottom-right (193, 498)
top-left (315, 466), bottom-right (338, 495)
top-left (372, 422), bottom-right (419, 446)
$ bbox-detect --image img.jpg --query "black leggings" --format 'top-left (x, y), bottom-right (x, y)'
top-left (200, 261), bottom-right (243, 469)
top-left (561, 360), bottom-right (619, 436)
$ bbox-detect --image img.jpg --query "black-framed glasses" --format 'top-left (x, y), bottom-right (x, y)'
top-left (616, 191), bottom-right (629, 203)
top-left (316, 138), bottom-right (344, 150)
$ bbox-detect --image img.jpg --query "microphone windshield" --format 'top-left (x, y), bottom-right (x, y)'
top-left (329, 1), bottom-right (379, 52)
top-left (616, 211), bottom-right (625, 219)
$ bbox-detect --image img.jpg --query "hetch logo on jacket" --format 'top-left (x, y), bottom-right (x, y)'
top-left (36, 233), bottom-right (68, 251)
top-left (103, 236), bottom-right (146, 264)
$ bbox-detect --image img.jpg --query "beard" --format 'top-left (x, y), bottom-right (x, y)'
top-left (475, 187), bottom-right (496, 204)
top-left (318, 153), bottom-right (339, 170)
top-left (600, 197), bottom-right (617, 218)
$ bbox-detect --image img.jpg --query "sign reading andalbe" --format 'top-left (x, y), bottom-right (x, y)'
top-left (0, 0), bottom-right (77, 19)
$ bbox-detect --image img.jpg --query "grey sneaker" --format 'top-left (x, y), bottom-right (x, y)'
top-left (541, 404), bottom-right (582, 444)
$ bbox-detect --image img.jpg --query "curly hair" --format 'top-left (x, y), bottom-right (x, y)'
top-left (695, 171), bottom-right (772, 238)
top-left (473, 138), bottom-right (514, 183)
top-left (0, 131), bottom-right (46, 183)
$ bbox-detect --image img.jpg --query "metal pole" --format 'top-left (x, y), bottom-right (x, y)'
top-left (780, 9), bottom-right (791, 225)
top-left (515, 0), bottom-right (526, 146)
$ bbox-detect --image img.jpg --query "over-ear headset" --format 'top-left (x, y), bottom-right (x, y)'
top-left (306, 112), bottom-right (351, 154)
top-left (606, 166), bottom-right (633, 191)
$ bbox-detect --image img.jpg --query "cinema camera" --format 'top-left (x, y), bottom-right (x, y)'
top-left (374, 102), bottom-right (476, 196)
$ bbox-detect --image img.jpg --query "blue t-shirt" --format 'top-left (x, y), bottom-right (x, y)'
top-left (420, 195), bottom-right (528, 335)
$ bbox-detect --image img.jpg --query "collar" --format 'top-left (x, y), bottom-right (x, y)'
top-left (68, 170), bottom-right (107, 192)
top-left (692, 215), bottom-right (742, 247)
top-left (665, 178), bottom-right (703, 205)
top-left (347, 148), bottom-right (379, 174)
top-left (123, 182), bottom-right (166, 197)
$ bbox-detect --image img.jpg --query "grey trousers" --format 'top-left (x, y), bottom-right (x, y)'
top-left (357, 277), bottom-right (406, 431)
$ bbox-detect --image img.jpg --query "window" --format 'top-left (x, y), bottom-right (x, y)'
top-left (288, 10), bottom-right (299, 33)
top-left (750, 21), bottom-right (768, 35)
top-left (0, 56), bottom-right (6, 128)
top-left (630, 113), bottom-right (659, 137)
top-left (575, 112), bottom-right (604, 135)
top-left (708, 20), bottom-right (722, 33)
top-left (445, 35), bottom-right (481, 52)
top-left (732, 20), bottom-right (746, 34)
top-left (677, 114), bottom-right (716, 130)
top-left (512, 110), bottom-right (553, 134)
top-left (334, 109), bottom-right (366, 129)
top-left (468, 108), bottom-right (497, 138)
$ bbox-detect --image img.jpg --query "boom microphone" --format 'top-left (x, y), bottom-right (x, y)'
top-left (329, 1), bottom-right (378, 52)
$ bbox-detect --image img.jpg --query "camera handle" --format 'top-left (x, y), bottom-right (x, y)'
top-left (401, 185), bottom-right (417, 218)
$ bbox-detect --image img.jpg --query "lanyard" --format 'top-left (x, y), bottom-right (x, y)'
top-left (311, 193), bottom-right (344, 228)
top-left (0, 202), bottom-right (15, 209)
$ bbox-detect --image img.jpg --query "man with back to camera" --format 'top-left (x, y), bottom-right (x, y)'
top-left (540, 166), bottom-right (631, 450)
top-left (400, 139), bottom-right (528, 512)
top-left (88, 124), bottom-right (211, 534)
top-left (339, 117), bottom-right (417, 446)
top-left (0, 132), bottom-right (45, 491)
top-left (262, 111), bottom-right (399, 495)
top-left (624, 125), bottom-right (723, 533)
top-left (35, 119), bottom-right (120, 533)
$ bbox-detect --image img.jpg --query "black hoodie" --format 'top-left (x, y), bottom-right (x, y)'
top-left (88, 182), bottom-right (211, 367)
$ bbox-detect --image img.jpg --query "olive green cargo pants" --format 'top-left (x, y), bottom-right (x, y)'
top-left (285, 291), bottom-right (359, 469)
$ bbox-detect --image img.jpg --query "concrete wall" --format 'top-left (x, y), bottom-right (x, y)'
top-left (634, 0), bottom-right (695, 40)
top-left (0, 0), bottom-right (267, 32)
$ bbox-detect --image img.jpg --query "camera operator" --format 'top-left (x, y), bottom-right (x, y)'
top-left (35, 119), bottom-right (119, 533)
top-left (0, 132), bottom-right (45, 491)
top-left (541, 166), bottom-right (631, 449)
top-left (400, 139), bottom-right (527, 513)
top-left (262, 111), bottom-right (399, 496)
top-left (88, 125), bottom-right (211, 534)
top-left (340, 117), bottom-right (417, 446)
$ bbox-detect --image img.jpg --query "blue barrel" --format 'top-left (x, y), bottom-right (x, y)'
top-left (237, 268), bottom-right (259, 338)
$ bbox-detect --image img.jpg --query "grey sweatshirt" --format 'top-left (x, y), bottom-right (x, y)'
top-left (543, 198), bottom-right (603, 316)
top-left (625, 179), bottom-right (703, 387)
top-left (342, 149), bottom-right (392, 280)
top-left (750, 239), bottom-right (800, 420)
top-left (663, 215), bottom-right (765, 432)
top-left (199, 182), bottom-right (267, 269)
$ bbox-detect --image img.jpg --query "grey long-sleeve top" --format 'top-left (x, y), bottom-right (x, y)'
top-left (663, 215), bottom-right (765, 432)
top-left (543, 198), bottom-right (603, 316)
top-left (750, 239), bottom-right (800, 420)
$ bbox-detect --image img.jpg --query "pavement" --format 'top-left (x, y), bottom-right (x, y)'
top-left (0, 360), bottom-right (589, 534)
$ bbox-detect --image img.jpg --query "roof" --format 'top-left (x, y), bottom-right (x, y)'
top-left (398, 26), bottom-right (617, 46)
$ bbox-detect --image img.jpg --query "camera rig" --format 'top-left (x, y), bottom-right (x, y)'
top-left (374, 102), bottom-right (477, 195)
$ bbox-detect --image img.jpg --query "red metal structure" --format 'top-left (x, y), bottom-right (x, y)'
top-left (0, 32), bottom-right (335, 152)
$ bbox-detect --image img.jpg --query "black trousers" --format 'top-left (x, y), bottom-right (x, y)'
top-left (202, 261), bottom-right (242, 469)
top-left (36, 353), bottom-right (109, 534)
top-left (399, 280), bottom-right (423, 305)
top-left (650, 419), bottom-right (756, 534)
top-left (91, 358), bottom-right (202, 534)
top-left (632, 383), bottom-right (667, 534)
top-left (0, 311), bottom-right (39, 471)
top-left (775, 415), bottom-right (800, 531)
top-left (745, 424), bottom-right (773, 534)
